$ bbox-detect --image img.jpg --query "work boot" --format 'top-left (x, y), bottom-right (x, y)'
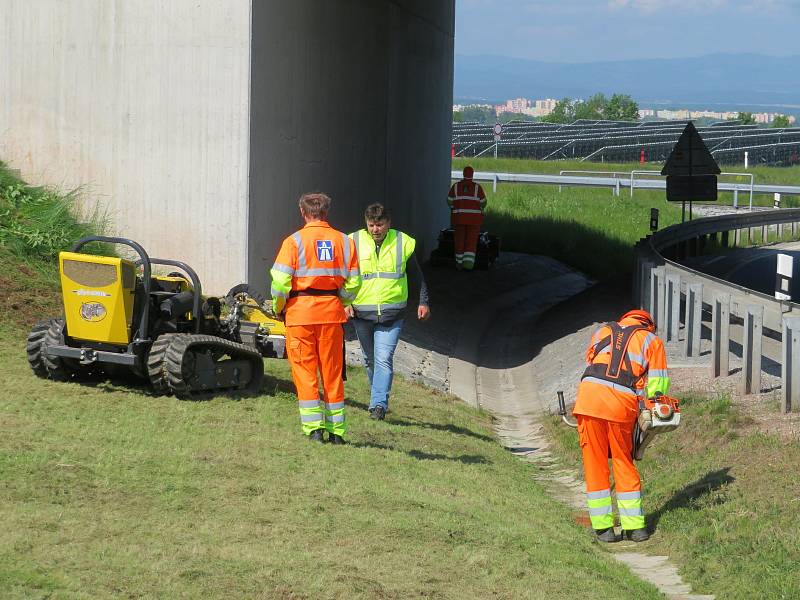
top-left (626, 528), bottom-right (650, 542)
top-left (309, 429), bottom-right (325, 443)
top-left (329, 433), bottom-right (346, 445)
top-left (370, 406), bottom-right (386, 421)
top-left (595, 528), bottom-right (620, 543)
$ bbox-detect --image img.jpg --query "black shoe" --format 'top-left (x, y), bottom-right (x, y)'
top-left (329, 433), bottom-right (346, 445)
top-left (369, 406), bottom-right (386, 420)
top-left (595, 528), bottom-right (620, 543)
top-left (309, 429), bottom-right (325, 442)
top-left (625, 528), bottom-right (650, 542)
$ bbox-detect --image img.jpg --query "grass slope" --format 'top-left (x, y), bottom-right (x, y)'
top-left (543, 395), bottom-right (800, 599)
top-left (0, 165), bottom-right (662, 597)
top-left (0, 322), bottom-right (664, 599)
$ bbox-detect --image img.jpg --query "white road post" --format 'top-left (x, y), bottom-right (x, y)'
top-left (774, 193), bottom-right (782, 209)
top-left (775, 253), bottom-right (794, 301)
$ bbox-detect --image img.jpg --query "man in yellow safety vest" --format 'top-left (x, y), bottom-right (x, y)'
top-left (345, 203), bottom-right (430, 420)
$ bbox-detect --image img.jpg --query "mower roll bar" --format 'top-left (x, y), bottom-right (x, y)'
top-left (149, 258), bottom-right (203, 334)
top-left (72, 236), bottom-right (153, 343)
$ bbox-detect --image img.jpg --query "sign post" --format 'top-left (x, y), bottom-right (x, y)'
top-left (661, 122), bottom-right (721, 222)
top-left (493, 122), bottom-right (503, 159)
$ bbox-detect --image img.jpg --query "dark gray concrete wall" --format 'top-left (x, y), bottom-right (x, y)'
top-left (248, 0), bottom-right (455, 294)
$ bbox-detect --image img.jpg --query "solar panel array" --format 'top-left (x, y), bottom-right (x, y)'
top-left (452, 120), bottom-right (800, 166)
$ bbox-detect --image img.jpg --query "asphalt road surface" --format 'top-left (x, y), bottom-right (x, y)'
top-left (682, 241), bottom-right (800, 301)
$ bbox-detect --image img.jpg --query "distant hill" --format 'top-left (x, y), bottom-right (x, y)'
top-left (455, 53), bottom-right (800, 111)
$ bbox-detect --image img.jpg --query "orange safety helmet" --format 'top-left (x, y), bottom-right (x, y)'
top-left (463, 165), bottom-right (474, 179)
top-left (620, 309), bottom-right (655, 331)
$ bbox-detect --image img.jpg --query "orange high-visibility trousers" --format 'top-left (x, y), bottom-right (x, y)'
top-left (285, 323), bottom-right (346, 437)
top-left (454, 224), bottom-right (481, 270)
top-left (577, 414), bottom-right (645, 530)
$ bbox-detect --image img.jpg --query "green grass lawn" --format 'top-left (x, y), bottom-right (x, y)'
top-left (0, 318), bottom-right (666, 599)
top-left (542, 394), bottom-right (800, 600)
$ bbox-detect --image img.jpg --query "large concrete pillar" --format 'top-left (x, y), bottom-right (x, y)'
top-left (0, 0), bottom-right (454, 293)
top-left (248, 0), bottom-right (454, 293)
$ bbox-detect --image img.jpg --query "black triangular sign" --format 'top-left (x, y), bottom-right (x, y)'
top-left (661, 122), bottom-right (721, 176)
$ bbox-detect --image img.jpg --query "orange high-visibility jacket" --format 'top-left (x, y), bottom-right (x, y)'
top-left (270, 221), bottom-right (361, 326)
top-left (573, 315), bottom-right (670, 424)
top-left (447, 179), bottom-right (487, 225)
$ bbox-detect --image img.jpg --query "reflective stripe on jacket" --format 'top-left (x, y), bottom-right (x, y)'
top-left (270, 221), bottom-right (361, 326)
top-left (448, 179), bottom-right (486, 225)
top-left (573, 315), bottom-right (670, 423)
top-left (350, 228), bottom-right (415, 322)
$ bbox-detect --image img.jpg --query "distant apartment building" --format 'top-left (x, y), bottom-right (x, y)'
top-left (640, 107), bottom-right (795, 124)
top-left (492, 97), bottom-right (558, 117)
top-left (534, 98), bottom-right (558, 113)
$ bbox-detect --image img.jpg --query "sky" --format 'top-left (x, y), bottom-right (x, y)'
top-left (455, 0), bottom-right (800, 63)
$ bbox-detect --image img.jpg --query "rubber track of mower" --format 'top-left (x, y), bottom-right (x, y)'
top-left (146, 333), bottom-right (177, 395)
top-left (163, 334), bottom-right (264, 400)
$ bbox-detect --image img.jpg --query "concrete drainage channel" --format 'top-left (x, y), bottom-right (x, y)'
top-left (347, 253), bottom-right (714, 600)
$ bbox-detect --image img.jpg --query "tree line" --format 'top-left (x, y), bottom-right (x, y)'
top-left (452, 92), bottom-right (639, 125)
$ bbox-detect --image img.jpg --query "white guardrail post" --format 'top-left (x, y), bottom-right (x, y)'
top-left (640, 259), bottom-right (654, 309)
top-left (654, 266), bottom-right (666, 337)
top-left (711, 293), bottom-right (731, 378)
top-left (684, 283), bottom-right (703, 358)
top-left (665, 273), bottom-right (681, 342)
top-left (741, 305), bottom-right (764, 395)
top-left (782, 317), bottom-right (800, 413)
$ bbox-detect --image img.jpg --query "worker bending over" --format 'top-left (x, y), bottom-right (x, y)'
top-left (447, 165), bottom-right (486, 270)
top-left (572, 309), bottom-right (670, 542)
top-left (345, 203), bottom-right (430, 420)
top-left (270, 192), bottom-right (361, 444)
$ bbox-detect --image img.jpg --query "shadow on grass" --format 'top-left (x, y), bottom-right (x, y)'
top-left (387, 417), bottom-right (495, 443)
top-left (57, 365), bottom-right (294, 401)
top-left (483, 211), bottom-right (640, 281)
top-left (351, 441), bottom-right (490, 464)
top-left (345, 398), bottom-right (495, 443)
top-left (649, 467), bottom-right (735, 532)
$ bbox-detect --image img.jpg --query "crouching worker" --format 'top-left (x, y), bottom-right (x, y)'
top-left (270, 192), bottom-right (361, 444)
top-left (573, 309), bottom-right (669, 542)
top-left (345, 203), bottom-right (430, 420)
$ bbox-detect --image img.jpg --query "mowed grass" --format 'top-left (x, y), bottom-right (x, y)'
top-left (0, 320), bottom-right (664, 599)
top-left (453, 157), bottom-right (800, 278)
top-left (542, 394), bottom-right (800, 600)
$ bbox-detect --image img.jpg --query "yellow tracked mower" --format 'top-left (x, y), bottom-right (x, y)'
top-left (26, 236), bottom-right (286, 399)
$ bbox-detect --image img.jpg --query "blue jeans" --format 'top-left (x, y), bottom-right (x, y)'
top-left (351, 318), bottom-right (404, 411)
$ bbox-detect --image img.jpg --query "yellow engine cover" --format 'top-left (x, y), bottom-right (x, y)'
top-left (59, 252), bottom-right (137, 345)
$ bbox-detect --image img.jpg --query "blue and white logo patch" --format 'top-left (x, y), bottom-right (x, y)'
top-left (316, 240), bottom-right (334, 262)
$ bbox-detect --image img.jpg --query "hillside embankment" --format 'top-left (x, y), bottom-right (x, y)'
top-left (1, 163), bottom-right (668, 599)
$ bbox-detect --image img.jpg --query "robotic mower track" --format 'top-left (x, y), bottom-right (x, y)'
top-left (147, 333), bottom-right (264, 400)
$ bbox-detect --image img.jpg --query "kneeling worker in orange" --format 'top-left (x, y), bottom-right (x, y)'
top-left (572, 309), bottom-right (670, 542)
top-left (270, 192), bottom-right (361, 444)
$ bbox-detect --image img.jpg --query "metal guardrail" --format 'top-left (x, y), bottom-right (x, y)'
top-left (633, 209), bottom-right (800, 412)
top-left (451, 170), bottom-right (800, 198)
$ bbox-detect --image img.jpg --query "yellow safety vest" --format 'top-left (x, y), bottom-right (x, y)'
top-left (350, 228), bottom-right (415, 318)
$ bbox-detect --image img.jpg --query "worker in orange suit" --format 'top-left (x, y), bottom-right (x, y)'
top-left (269, 192), bottom-right (361, 444)
top-left (572, 309), bottom-right (670, 543)
top-left (447, 165), bottom-right (486, 270)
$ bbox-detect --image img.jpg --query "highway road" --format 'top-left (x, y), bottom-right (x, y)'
top-left (682, 241), bottom-right (800, 301)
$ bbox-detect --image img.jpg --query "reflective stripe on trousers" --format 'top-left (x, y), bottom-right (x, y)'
top-left (324, 400), bottom-right (347, 438)
top-left (586, 489), bottom-right (614, 530)
top-left (617, 490), bottom-right (645, 530)
top-left (298, 398), bottom-right (324, 435)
